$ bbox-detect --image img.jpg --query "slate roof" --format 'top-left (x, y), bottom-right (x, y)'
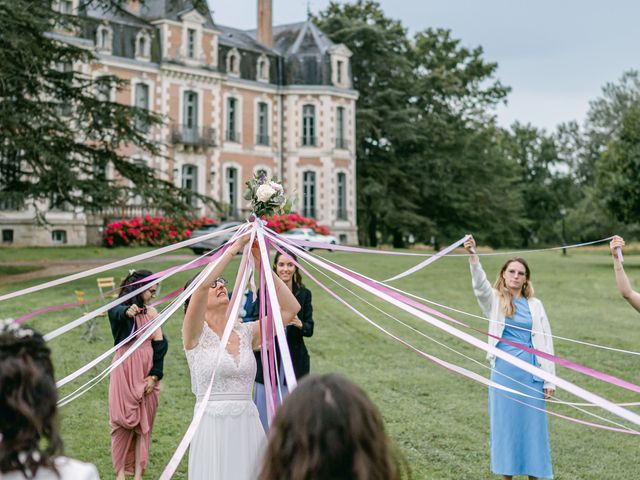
top-left (136, 0), bottom-right (216, 29)
top-left (217, 24), bottom-right (275, 55)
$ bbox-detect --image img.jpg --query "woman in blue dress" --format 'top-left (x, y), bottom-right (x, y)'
top-left (464, 235), bottom-right (555, 479)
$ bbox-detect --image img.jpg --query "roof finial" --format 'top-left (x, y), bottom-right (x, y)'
top-left (306, 0), bottom-right (312, 19)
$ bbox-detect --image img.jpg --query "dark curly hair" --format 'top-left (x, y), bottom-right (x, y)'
top-left (0, 328), bottom-right (63, 478)
top-left (118, 269), bottom-right (154, 308)
top-left (258, 373), bottom-right (409, 480)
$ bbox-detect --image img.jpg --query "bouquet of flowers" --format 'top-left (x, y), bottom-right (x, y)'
top-left (244, 172), bottom-right (291, 218)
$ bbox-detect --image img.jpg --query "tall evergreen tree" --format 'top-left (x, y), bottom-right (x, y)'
top-left (0, 0), bottom-right (217, 216)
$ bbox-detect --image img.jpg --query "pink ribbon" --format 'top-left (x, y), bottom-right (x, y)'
top-left (270, 239), bottom-right (639, 435)
top-left (265, 229), bottom-right (640, 427)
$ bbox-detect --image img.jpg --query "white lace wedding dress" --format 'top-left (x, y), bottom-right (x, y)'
top-left (185, 322), bottom-right (266, 480)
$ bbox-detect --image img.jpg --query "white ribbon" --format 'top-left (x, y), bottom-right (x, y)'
top-left (0, 223), bottom-right (244, 303)
top-left (384, 235), bottom-right (469, 282)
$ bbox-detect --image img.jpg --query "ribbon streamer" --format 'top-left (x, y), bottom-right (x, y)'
top-left (266, 230), bottom-right (640, 427)
top-left (383, 235), bottom-right (470, 282)
top-left (0, 223), bottom-right (243, 303)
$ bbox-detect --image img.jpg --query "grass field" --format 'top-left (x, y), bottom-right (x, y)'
top-left (0, 245), bottom-right (639, 479)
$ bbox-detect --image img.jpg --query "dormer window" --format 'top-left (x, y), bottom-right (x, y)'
top-left (227, 49), bottom-right (240, 76)
top-left (256, 55), bottom-right (269, 82)
top-left (59, 0), bottom-right (73, 14)
top-left (96, 25), bottom-right (112, 53)
top-left (187, 28), bottom-right (196, 58)
top-left (135, 31), bottom-right (151, 60)
top-left (336, 60), bottom-right (343, 84)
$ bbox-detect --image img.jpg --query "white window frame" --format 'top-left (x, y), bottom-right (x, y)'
top-left (256, 54), bottom-right (270, 82)
top-left (226, 48), bottom-right (240, 76)
top-left (301, 103), bottom-right (317, 148)
top-left (135, 30), bottom-right (151, 60)
top-left (301, 170), bottom-right (317, 218)
top-left (223, 91), bottom-right (243, 146)
top-left (254, 96), bottom-right (273, 148)
top-left (222, 162), bottom-right (243, 217)
top-left (336, 170), bottom-right (348, 220)
top-left (96, 24), bottom-right (112, 53)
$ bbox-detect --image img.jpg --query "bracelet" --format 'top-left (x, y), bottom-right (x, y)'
top-left (150, 375), bottom-right (159, 383)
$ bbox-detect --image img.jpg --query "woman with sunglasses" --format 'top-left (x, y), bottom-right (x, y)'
top-left (108, 269), bottom-right (168, 480)
top-left (182, 236), bottom-right (301, 480)
top-left (464, 236), bottom-right (554, 480)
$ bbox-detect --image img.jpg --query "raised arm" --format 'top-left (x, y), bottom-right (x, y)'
top-left (183, 235), bottom-right (249, 349)
top-left (610, 235), bottom-right (640, 313)
top-left (464, 235), bottom-right (495, 316)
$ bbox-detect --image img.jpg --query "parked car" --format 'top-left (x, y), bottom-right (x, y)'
top-left (280, 227), bottom-right (338, 251)
top-left (190, 221), bottom-right (244, 255)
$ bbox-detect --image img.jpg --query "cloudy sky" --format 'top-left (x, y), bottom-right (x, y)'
top-left (209, 0), bottom-right (640, 132)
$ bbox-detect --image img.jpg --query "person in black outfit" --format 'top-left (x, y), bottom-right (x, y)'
top-left (251, 250), bottom-right (314, 431)
top-left (107, 269), bottom-right (168, 480)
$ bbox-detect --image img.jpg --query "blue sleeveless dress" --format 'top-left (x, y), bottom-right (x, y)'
top-left (489, 297), bottom-right (553, 478)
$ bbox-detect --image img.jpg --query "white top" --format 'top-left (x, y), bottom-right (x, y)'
top-left (470, 261), bottom-right (556, 390)
top-left (185, 322), bottom-right (256, 400)
top-left (2, 457), bottom-right (99, 480)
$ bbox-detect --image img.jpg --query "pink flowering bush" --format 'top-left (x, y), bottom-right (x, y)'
top-left (265, 213), bottom-right (331, 235)
top-left (104, 215), bottom-right (217, 247)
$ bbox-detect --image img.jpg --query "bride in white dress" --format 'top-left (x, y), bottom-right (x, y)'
top-left (182, 236), bottom-right (301, 480)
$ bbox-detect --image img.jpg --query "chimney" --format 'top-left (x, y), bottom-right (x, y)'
top-left (257, 0), bottom-right (273, 48)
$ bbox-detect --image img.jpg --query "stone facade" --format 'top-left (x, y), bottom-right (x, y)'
top-left (0, 0), bottom-right (358, 246)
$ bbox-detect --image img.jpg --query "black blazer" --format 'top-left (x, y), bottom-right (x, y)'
top-left (108, 304), bottom-right (168, 380)
top-left (252, 284), bottom-right (314, 384)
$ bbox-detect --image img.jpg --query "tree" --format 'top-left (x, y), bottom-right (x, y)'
top-left (315, 1), bottom-right (423, 246)
top-left (596, 104), bottom-right (640, 224)
top-left (0, 0), bottom-right (216, 216)
top-left (316, 2), bottom-right (518, 247)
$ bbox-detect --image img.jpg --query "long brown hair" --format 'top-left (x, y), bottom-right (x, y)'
top-left (258, 373), bottom-right (409, 480)
top-left (493, 257), bottom-right (534, 316)
top-left (0, 327), bottom-right (63, 477)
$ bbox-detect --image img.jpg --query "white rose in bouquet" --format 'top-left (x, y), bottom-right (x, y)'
top-left (256, 184), bottom-right (276, 202)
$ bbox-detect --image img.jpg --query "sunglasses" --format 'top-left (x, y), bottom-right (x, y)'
top-left (210, 277), bottom-right (228, 289)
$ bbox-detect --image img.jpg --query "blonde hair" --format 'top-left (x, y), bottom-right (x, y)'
top-left (493, 257), bottom-right (534, 317)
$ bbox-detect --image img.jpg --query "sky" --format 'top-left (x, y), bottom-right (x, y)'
top-left (209, 0), bottom-right (640, 132)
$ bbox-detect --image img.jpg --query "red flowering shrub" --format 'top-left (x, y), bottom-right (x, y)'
top-left (104, 215), bottom-right (216, 247)
top-left (265, 213), bottom-right (331, 235)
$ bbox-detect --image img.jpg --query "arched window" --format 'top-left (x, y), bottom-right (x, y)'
top-left (135, 31), bottom-right (151, 59)
top-left (227, 49), bottom-right (240, 75)
top-left (96, 25), bottom-right (111, 52)
top-left (256, 55), bottom-right (270, 81)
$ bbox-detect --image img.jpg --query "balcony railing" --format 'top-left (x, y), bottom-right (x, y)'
top-left (335, 138), bottom-right (349, 150)
top-left (170, 125), bottom-right (216, 147)
top-left (225, 130), bottom-right (241, 143)
top-left (256, 134), bottom-right (270, 146)
top-left (301, 136), bottom-right (317, 147)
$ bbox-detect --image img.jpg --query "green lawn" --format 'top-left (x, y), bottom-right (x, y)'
top-left (0, 247), bottom-right (638, 479)
top-left (0, 264), bottom-right (43, 275)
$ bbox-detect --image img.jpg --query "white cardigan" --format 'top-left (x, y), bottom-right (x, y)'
top-left (470, 261), bottom-right (556, 390)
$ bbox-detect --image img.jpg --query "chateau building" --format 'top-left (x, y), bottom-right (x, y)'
top-left (0, 0), bottom-right (358, 246)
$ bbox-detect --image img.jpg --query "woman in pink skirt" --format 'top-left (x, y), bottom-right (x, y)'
top-left (108, 270), bottom-right (168, 480)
